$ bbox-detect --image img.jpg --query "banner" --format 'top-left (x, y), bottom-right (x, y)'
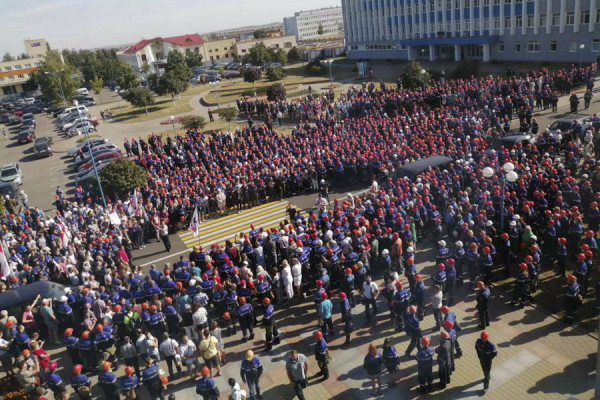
top-left (109, 212), bottom-right (121, 225)
top-left (0, 241), bottom-right (9, 280)
top-left (189, 206), bottom-right (199, 238)
top-left (128, 190), bottom-right (139, 216)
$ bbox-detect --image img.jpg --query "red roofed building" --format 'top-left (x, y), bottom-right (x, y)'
top-left (118, 34), bottom-right (208, 72)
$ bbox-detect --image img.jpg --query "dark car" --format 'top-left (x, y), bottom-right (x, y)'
top-left (33, 136), bottom-right (53, 158)
top-left (0, 181), bottom-right (18, 199)
top-left (392, 156), bottom-right (454, 180)
top-left (488, 134), bottom-right (536, 152)
top-left (17, 130), bottom-right (35, 144)
top-left (23, 106), bottom-right (43, 114)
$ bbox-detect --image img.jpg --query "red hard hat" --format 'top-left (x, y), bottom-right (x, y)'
top-left (73, 364), bottom-right (83, 374)
top-left (525, 255), bottom-right (533, 262)
top-left (164, 297), bottom-right (172, 304)
top-left (566, 275), bottom-right (577, 282)
top-left (395, 281), bottom-right (403, 289)
top-left (470, 242), bottom-right (478, 249)
top-left (443, 320), bottom-right (454, 330)
top-left (223, 312), bottom-right (231, 320)
top-left (415, 274), bottom-right (422, 282)
top-left (316, 280), bottom-right (323, 287)
top-left (201, 366), bottom-right (210, 376)
top-left (96, 324), bottom-right (103, 332)
top-left (481, 331), bottom-right (489, 340)
top-left (586, 230), bottom-right (595, 237)
top-left (49, 362), bottom-right (58, 371)
top-left (102, 362), bottom-right (112, 372)
top-left (421, 336), bottom-right (430, 347)
top-left (440, 306), bottom-right (450, 314)
top-left (125, 366), bottom-right (134, 376)
top-left (558, 237), bottom-right (567, 244)
top-left (476, 281), bottom-right (485, 289)
top-left (313, 330), bottom-right (323, 339)
top-left (263, 298), bottom-right (271, 305)
top-left (345, 268), bottom-right (352, 274)
top-left (161, 376), bottom-right (168, 385)
top-left (519, 263), bottom-right (528, 270)
top-left (141, 302), bottom-right (149, 309)
top-left (239, 297), bottom-right (246, 305)
top-left (320, 291), bottom-right (328, 299)
top-left (483, 246), bottom-right (491, 253)
top-left (437, 263), bottom-right (445, 271)
top-left (577, 253), bottom-right (587, 260)
top-left (149, 305), bottom-right (157, 312)
top-left (338, 292), bottom-right (347, 299)
top-left (582, 244), bottom-right (590, 251)
top-left (65, 328), bottom-right (74, 336)
top-left (113, 305), bottom-right (121, 312)
top-left (81, 331), bottom-right (90, 339)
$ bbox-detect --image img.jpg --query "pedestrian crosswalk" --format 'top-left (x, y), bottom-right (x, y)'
top-left (177, 201), bottom-right (292, 248)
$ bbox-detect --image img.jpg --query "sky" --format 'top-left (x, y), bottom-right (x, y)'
top-left (0, 0), bottom-right (341, 55)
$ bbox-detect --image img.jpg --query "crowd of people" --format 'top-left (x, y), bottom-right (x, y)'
top-left (0, 62), bottom-right (597, 399)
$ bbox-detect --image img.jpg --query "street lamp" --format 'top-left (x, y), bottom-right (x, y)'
top-left (74, 99), bottom-right (107, 208)
top-left (169, 115), bottom-right (176, 135)
top-left (45, 69), bottom-right (66, 106)
top-left (209, 81), bottom-right (221, 109)
top-left (579, 44), bottom-right (585, 68)
top-left (324, 59), bottom-right (334, 87)
top-left (482, 162), bottom-right (519, 232)
top-left (420, 69), bottom-right (427, 90)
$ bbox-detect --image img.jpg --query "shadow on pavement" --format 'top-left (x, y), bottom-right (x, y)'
top-left (527, 352), bottom-right (595, 396)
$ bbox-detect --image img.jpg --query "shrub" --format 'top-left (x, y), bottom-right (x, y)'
top-left (240, 89), bottom-right (255, 97)
top-left (304, 60), bottom-right (324, 76)
top-left (266, 66), bottom-right (285, 81)
top-left (450, 60), bottom-right (481, 79)
top-left (266, 83), bottom-right (286, 101)
top-left (180, 116), bottom-right (207, 131)
top-left (98, 159), bottom-right (148, 198)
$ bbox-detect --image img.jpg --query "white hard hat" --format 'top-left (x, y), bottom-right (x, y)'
top-left (407, 247), bottom-right (414, 253)
top-left (60, 296), bottom-right (68, 302)
top-left (485, 220), bottom-right (493, 227)
top-left (382, 249), bottom-right (389, 255)
top-left (189, 279), bottom-right (197, 286)
top-left (455, 241), bottom-right (463, 248)
top-left (438, 240), bottom-right (446, 247)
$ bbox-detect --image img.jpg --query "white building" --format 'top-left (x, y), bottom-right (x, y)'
top-left (284, 7), bottom-right (344, 40)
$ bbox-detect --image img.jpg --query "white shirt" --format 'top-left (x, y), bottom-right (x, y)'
top-left (431, 291), bottom-right (443, 310)
top-left (159, 338), bottom-right (179, 357)
top-left (362, 281), bottom-right (379, 300)
top-left (192, 307), bottom-right (208, 325)
top-left (281, 266), bottom-right (292, 286)
top-left (291, 263), bottom-right (302, 286)
top-left (179, 342), bottom-right (197, 364)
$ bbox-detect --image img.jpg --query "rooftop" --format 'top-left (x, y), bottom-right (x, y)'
top-left (124, 34), bottom-right (206, 53)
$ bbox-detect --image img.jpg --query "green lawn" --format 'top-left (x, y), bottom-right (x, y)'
top-left (109, 98), bottom-right (193, 123)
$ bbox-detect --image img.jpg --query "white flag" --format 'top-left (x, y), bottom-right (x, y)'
top-left (0, 241), bottom-right (9, 280)
top-left (189, 206), bottom-right (199, 238)
top-left (128, 189), bottom-right (139, 216)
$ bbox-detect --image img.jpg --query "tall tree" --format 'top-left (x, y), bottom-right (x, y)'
top-left (241, 67), bottom-right (262, 90)
top-left (401, 60), bottom-right (431, 90)
top-left (317, 23), bottom-right (324, 35)
top-left (32, 51), bottom-right (79, 104)
top-left (17, 53), bottom-right (29, 60)
top-left (115, 64), bottom-right (139, 90)
top-left (165, 50), bottom-right (191, 81)
top-left (2, 52), bottom-right (14, 62)
top-left (90, 76), bottom-right (103, 95)
top-left (185, 51), bottom-right (204, 69)
top-left (159, 71), bottom-right (189, 105)
top-left (122, 87), bottom-right (155, 114)
top-left (247, 42), bottom-right (271, 66)
top-left (287, 47), bottom-right (301, 63)
top-left (253, 29), bottom-right (268, 39)
top-left (274, 49), bottom-right (287, 65)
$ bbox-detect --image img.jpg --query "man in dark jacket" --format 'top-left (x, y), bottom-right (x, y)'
top-left (436, 331), bottom-right (452, 389)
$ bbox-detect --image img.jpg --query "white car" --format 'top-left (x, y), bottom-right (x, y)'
top-left (67, 138), bottom-right (111, 157)
top-left (62, 117), bottom-right (97, 132)
top-left (67, 122), bottom-right (97, 137)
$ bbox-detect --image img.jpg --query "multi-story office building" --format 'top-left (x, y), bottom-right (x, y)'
top-left (343, 0), bottom-right (600, 63)
top-left (0, 39), bottom-right (48, 96)
top-left (284, 7), bottom-right (345, 40)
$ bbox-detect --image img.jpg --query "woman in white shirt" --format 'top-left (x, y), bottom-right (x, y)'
top-left (291, 257), bottom-right (303, 299)
top-left (281, 260), bottom-right (293, 301)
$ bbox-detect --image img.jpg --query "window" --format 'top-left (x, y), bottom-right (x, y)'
top-left (475, 19), bottom-right (481, 29)
top-left (504, 17), bottom-right (511, 28)
top-left (566, 12), bottom-right (575, 25)
top-left (34, 62), bottom-right (41, 67)
top-left (465, 0), bottom-right (470, 7)
top-left (484, 18), bottom-right (490, 29)
top-left (17, 74), bottom-right (24, 79)
top-left (498, 41), bottom-right (505, 51)
top-left (494, 0), bottom-right (500, 4)
top-left (581, 11), bottom-right (590, 24)
top-left (569, 40), bottom-right (577, 52)
top-left (484, 0), bottom-right (490, 5)
top-left (455, 0), bottom-right (460, 8)
top-left (494, 18), bottom-right (501, 29)
top-left (446, 0), bottom-right (452, 9)
top-left (464, 20), bottom-right (470, 30)
top-left (527, 15), bottom-right (534, 27)
top-left (514, 41), bottom-right (521, 52)
top-left (455, 21), bottom-right (461, 30)
top-left (527, 40), bottom-right (540, 52)
top-left (516, 16), bottom-right (522, 27)
top-left (24, 63), bottom-right (31, 68)
top-left (14, 65), bottom-right (21, 70)
top-left (539, 14), bottom-right (546, 27)
top-left (552, 13), bottom-right (560, 26)
top-left (550, 40), bottom-right (558, 52)
top-left (4, 66), bottom-right (11, 71)
top-left (430, 2), bottom-right (435, 11)
top-left (474, 0), bottom-right (480, 6)
top-left (7, 76), bottom-right (14, 81)
top-left (593, 39), bottom-right (600, 51)
top-left (597, 10), bottom-right (600, 23)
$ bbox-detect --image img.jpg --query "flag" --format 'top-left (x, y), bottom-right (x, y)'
top-left (189, 206), bottom-right (199, 238)
top-left (0, 241), bottom-right (9, 280)
top-left (128, 190), bottom-right (139, 216)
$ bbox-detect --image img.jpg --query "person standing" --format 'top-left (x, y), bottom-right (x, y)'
top-left (199, 328), bottom-right (221, 378)
top-left (404, 305), bottom-right (422, 356)
top-left (313, 331), bottom-right (329, 380)
top-left (363, 343), bottom-right (383, 396)
top-left (195, 366), bottom-right (220, 400)
top-left (208, 108), bottom-right (214, 122)
top-left (236, 297), bottom-right (255, 342)
top-left (159, 221), bottom-right (171, 252)
top-left (286, 350), bottom-right (309, 400)
top-left (159, 333), bottom-right (182, 380)
top-left (261, 298), bottom-right (280, 351)
top-left (415, 337), bottom-right (434, 393)
top-left (475, 331), bottom-right (498, 392)
top-left (179, 335), bottom-right (200, 377)
top-left (71, 364), bottom-right (92, 400)
top-left (317, 292), bottom-right (334, 339)
top-left (436, 331), bottom-right (452, 389)
top-left (141, 358), bottom-right (166, 400)
top-left (120, 336), bottom-right (141, 377)
top-left (475, 281), bottom-right (491, 329)
top-left (362, 275), bottom-right (379, 327)
top-left (337, 292), bottom-right (353, 347)
top-left (98, 361), bottom-right (120, 400)
top-left (564, 275), bottom-right (581, 324)
top-left (240, 350), bottom-right (263, 400)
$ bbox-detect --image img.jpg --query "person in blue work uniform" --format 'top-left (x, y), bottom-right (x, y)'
top-left (119, 366), bottom-right (140, 399)
top-left (142, 358), bottom-right (166, 400)
top-left (475, 281), bottom-right (491, 329)
top-left (163, 297), bottom-right (180, 337)
top-left (337, 291), bottom-right (353, 347)
top-left (318, 291), bottom-right (334, 340)
top-left (393, 281), bottom-right (410, 332)
top-left (46, 361), bottom-right (68, 399)
top-left (196, 366), bottom-right (220, 400)
top-left (440, 306), bottom-right (462, 357)
top-left (148, 305), bottom-right (166, 339)
top-left (78, 330), bottom-right (95, 373)
top-left (261, 298), bottom-right (280, 351)
top-left (404, 305), bottom-right (422, 356)
top-left (98, 361), bottom-right (120, 400)
top-left (240, 350), bottom-right (263, 400)
top-left (313, 330), bottom-right (329, 380)
top-left (62, 327), bottom-right (82, 366)
top-left (564, 275), bottom-right (581, 325)
top-left (71, 364), bottom-right (92, 400)
top-left (475, 331), bottom-right (498, 392)
top-left (415, 336), bottom-right (434, 393)
top-left (341, 268), bottom-right (356, 307)
top-left (413, 274), bottom-right (426, 320)
top-left (236, 297), bottom-right (255, 342)
top-left (432, 263), bottom-right (447, 303)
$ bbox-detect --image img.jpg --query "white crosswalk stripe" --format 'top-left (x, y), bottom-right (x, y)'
top-left (176, 201), bottom-right (293, 248)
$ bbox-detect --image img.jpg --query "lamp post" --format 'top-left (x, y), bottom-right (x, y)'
top-left (420, 69), bottom-right (427, 90)
top-left (74, 99), bottom-right (107, 208)
top-left (45, 69), bottom-right (66, 106)
top-left (482, 162), bottom-right (519, 232)
top-left (169, 115), bottom-right (176, 136)
top-left (579, 44), bottom-right (585, 68)
top-left (325, 59), bottom-right (334, 87)
top-left (209, 81), bottom-right (221, 109)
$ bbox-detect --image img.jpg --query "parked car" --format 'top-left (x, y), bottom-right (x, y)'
top-left (62, 118), bottom-right (99, 132)
top-left (0, 114), bottom-right (20, 125)
top-left (17, 131), bottom-right (35, 144)
top-left (67, 137), bottom-right (111, 157)
top-left (67, 122), bottom-right (97, 137)
top-left (75, 161), bottom-right (112, 186)
top-left (77, 151), bottom-right (122, 172)
top-left (33, 136), bottom-right (53, 158)
top-left (488, 134), bottom-right (537, 154)
top-left (71, 145), bottom-right (121, 170)
top-left (0, 181), bottom-right (18, 199)
top-left (0, 163), bottom-right (22, 185)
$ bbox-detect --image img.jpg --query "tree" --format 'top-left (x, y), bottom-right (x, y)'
top-left (266, 83), bottom-right (286, 101)
top-left (266, 66), bottom-right (285, 81)
top-left (241, 67), bottom-right (262, 89)
top-left (98, 159), bottom-right (148, 198)
top-left (274, 49), bottom-right (287, 65)
top-left (218, 106), bottom-right (239, 128)
top-left (122, 87), bottom-right (155, 114)
top-left (17, 53), bottom-right (29, 60)
top-left (450, 60), bottom-right (481, 79)
top-left (304, 60), bottom-right (324, 76)
top-left (2, 52), bottom-right (14, 62)
top-left (140, 63), bottom-right (151, 75)
top-left (287, 47), bottom-right (301, 63)
top-left (337, 22), bottom-right (345, 34)
top-left (317, 23), bottom-right (324, 35)
top-left (115, 64), bottom-right (139, 90)
top-left (253, 29), bottom-right (268, 39)
top-left (151, 71), bottom-right (188, 105)
top-left (0, 196), bottom-right (4, 216)
top-left (180, 116), bottom-right (207, 132)
top-left (247, 42), bottom-right (271, 66)
top-left (166, 50), bottom-right (191, 82)
top-left (90, 76), bottom-right (103, 95)
top-left (185, 51), bottom-right (203, 69)
top-left (401, 60), bottom-right (431, 90)
top-left (33, 51), bottom-right (79, 104)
